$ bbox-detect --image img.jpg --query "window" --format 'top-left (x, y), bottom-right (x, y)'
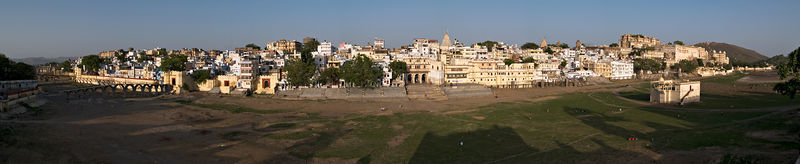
top-left (171, 78), bottom-right (176, 85)
top-left (224, 81), bottom-right (230, 86)
top-left (263, 79), bottom-right (270, 88)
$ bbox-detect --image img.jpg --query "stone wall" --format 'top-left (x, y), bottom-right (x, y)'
top-left (275, 87), bottom-right (407, 100)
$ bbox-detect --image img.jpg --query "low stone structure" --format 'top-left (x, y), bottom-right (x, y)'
top-left (650, 78), bottom-right (700, 104)
top-left (1, 80), bottom-right (41, 112)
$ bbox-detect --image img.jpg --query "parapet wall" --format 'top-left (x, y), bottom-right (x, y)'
top-left (74, 75), bottom-right (159, 85)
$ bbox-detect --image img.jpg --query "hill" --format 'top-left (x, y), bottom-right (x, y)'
top-left (693, 42), bottom-right (768, 64)
top-left (11, 56), bottom-right (78, 65)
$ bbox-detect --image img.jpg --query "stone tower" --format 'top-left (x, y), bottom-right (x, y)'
top-left (541, 37), bottom-right (547, 47)
top-left (576, 40), bottom-right (582, 48)
top-left (441, 30), bottom-right (452, 47)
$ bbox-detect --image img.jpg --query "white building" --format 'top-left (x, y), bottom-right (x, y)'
top-left (610, 61), bottom-right (634, 80)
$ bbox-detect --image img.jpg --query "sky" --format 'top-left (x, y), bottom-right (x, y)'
top-left (1, 0), bottom-right (798, 58)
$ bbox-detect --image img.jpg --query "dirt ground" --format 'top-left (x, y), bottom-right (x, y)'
top-left (1, 75), bottom-right (796, 163)
top-left (0, 81), bottom-right (628, 164)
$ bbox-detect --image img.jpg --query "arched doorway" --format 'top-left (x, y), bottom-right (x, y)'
top-left (407, 74), bottom-right (412, 84)
top-left (414, 74), bottom-right (419, 84)
top-left (422, 74), bottom-right (427, 84)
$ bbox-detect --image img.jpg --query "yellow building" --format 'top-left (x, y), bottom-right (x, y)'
top-left (162, 71), bottom-right (193, 94)
top-left (253, 72), bottom-right (281, 95)
top-left (216, 75), bottom-right (239, 94)
top-left (448, 60), bottom-right (541, 88)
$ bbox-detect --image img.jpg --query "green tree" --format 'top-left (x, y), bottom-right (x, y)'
top-left (160, 54), bottom-right (188, 72)
top-left (59, 60), bottom-right (73, 72)
top-left (285, 58), bottom-right (316, 87)
top-left (340, 55), bottom-right (383, 88)
top-left (544, 47), bottom-right (555, 54)
top-left (303, 40), bottom-right (320, 52)
top-left (388, 61), bottom-right (408, 80)
top-left (0, 54), bottom-right (35, 80)
top-left (503, 59), bottom-right (514, 66)
top-left (79, 55), bottom-right (102, 74)
top-left (522, 57), bottom-right (535, 63)
top-left (136, 52), bottom-right (152, 63)
top-left (609, 43), bottom-right (619, 47)
top-left (559, 43), bottom-right (570, 49)
top-left (774, 47), bottom-right (800, 98)
top-left (672, 59), bottom-right (699, 73)
top-left (633, 58), bottom-right (664, 73)
top-left (673, 41), bottom-right (685, 45)
top-left (116, 53), bottom-right (129, 63)
top-left (315, 67), bottom-right (340, 85)
top-left (477, 40), bottom-right (499, 52)
top-left (521, 42), bottom-right (539, 50)
top-left (696, 58), bottom-right (704, 67)
top-left (157, 48), bottom-right (167, 56)
top-left (559, 61), bottom-right (567, 68)
top-left (191, 69), bottom-right (212, 83)
top-left (245, 43), bottom-right (261, 50)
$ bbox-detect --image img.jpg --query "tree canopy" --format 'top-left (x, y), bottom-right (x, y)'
top-left (522, 57), bottom-right (535, 63)
top-left (673, 41), bottom-right (685, 45)
top-left (477, 41), bottom-right (499, 52)
top-left (160, 54), bottom-right (188, 72)
top-left (245, 43), bottom-right (261, 50)
top-left (503, 59), bottom-right (514, 66)
top-left (191, 69), bottom-right (212, 83)
top-left (559, 43), bottom-right (570, 49)
top-left (774, 46), bottom-right (800, 98)
top-left (340, 55), bottom-right (383, 88)
top-left (79, 55), bottom-right (103, 74)
top-left (633, 58), bottom-right (664, 73)
top-left (521, 42), bottom-right (539, 50)
top-left (544, 47), bottom-right (555, 54)
top-left (285, 58), bottom-right (316, 87)
top-left (609, 43), bottom-right (619, 47)
top-left (314, 67), bottom-right (340, 85)
top-left (0, 54), bottom-right (36, 80)
top-left (58, 60), bottom-right (73, 72)
top-left (388, 61), bottom-right (408, 80)
top-left (303, 40), bottom-right (320, 52)
top-left (672, 59), bottom-right (699, 73)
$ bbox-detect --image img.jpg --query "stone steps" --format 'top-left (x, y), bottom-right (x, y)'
top-left (406, 85), bottom-right (447, 100)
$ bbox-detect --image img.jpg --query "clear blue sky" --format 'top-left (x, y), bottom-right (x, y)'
top-left (1, 0), bottom-right (798, 58)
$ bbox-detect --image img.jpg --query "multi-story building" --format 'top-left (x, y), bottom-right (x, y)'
top-left (373, 38), bottom-right (384, 48)
top-left (266, 39), bottom-right (302, 53)
top-left (610, 61), bottom-right (634, 79)
top-left (619, 34), bottom-right (660, 49)
top-left (463, 61), bottom-right (542, 88)
top-left (659, 44), bottom-right (709, 64)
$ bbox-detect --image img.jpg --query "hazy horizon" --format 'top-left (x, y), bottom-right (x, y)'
top-left (1, 0), bottom-right (798, 58)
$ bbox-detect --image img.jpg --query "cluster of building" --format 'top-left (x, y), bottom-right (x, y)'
top-left (73, 32), bottom-right (730, 95)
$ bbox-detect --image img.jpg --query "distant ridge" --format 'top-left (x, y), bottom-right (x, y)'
top-left (693, 42), bottom-right (767, 64)
top-left (11, 56), bottom-right (79, 65)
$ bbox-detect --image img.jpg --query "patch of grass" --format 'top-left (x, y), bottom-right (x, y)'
top-left (618, 91), bottom-right (650, 101)
top-left (289, 151), bottom-right (314, 159)
top-left (268, 131), bottom-right (316, 140)
top-left (0, 126), bottom-right (17, 146)
top-left (684, 93), bottom-right (799, 109)
top-left (176, 100), bottom-right (282, 114)
top-left (266, 123), bottom-right (297, 129)
top-left (718, 153), bottom-right (767, 164)
top-left (20, 103), bottom-right (43, 116)
top-left (701, 72), bottom-right (747, 84)
top-left (221, 131), bottom-right (249, 141)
